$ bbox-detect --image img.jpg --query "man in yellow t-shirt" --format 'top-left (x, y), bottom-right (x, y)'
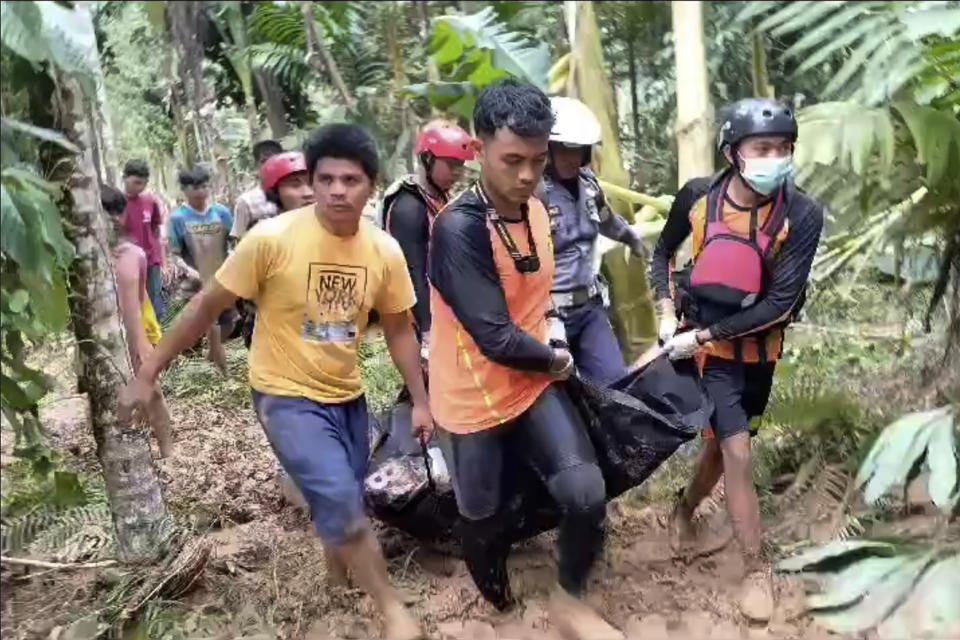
top-left (121, 124), bottom-right (431, 640)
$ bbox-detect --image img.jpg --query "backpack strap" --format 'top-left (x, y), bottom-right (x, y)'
top-left (759, 184), bottom-right (788, 257)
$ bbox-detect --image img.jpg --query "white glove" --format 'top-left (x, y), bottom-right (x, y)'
top-left (657, 298), bottom-right (679, 344)
top-left (419, 331), bottom-right (430, 362)
top-left (547, 315), bottom-right (568, 348)
top-left (661, 331), bottom-right (701, 361)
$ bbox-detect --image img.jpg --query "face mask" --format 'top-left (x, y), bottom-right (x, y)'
top-left (738, 154), bottom-right (794, 195)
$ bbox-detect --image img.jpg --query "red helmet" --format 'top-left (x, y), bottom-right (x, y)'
top-left (415, 125), bottom-right (474, 161)
top-left (260, 151), bottom-right (307, 191)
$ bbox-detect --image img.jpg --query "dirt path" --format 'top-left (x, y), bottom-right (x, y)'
top-left (9, 342), bottom-right (820, 640)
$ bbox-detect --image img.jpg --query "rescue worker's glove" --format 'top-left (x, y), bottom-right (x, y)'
top-left (548, 348), bottom-right (575, 381)
top-left (662, 330), bottom-right (701, 361)
top-left (656, 298), bottom-right (679, 345)
top-left (546, 313), bottom-right (568, 349)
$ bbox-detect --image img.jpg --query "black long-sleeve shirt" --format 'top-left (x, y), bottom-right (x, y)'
top-left (386, 190), bottom-right (432, 333)
top-left (650, 175), bottom-right (823, 341)
top-left (429, 190), bottom-right (555, 373)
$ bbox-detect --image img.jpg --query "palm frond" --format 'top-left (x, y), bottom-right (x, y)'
top-left (738, 1), bottom-right (960, 105)
top-left (247, 42), bottom-right (310, 88)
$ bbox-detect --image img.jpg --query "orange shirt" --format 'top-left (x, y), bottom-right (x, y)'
top-left (689, 195), bottom-right (789, 362)
top-left (430, 197), bottom-right (555, 433)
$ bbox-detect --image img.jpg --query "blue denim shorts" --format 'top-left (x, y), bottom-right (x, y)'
top-left (252, 391), bottom-right (370, 543)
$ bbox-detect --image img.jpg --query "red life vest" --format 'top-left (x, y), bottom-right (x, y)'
top-left (689, 174), bottom-right (786, 309)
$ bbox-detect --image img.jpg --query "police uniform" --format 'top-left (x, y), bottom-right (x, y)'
top-left (541, 169), bottom-right (637, 386)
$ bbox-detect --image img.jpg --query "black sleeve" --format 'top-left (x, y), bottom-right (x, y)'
top-left (429, 208), bottom-right (555, 373)
top-left (708, 201), bottom-right (824, 340)
top-left (598, 211), bottom-right (635, 244)
top-left (387, 192), bottom-right (431, 333)
top-left (650, 177), bottom-right (712, 300)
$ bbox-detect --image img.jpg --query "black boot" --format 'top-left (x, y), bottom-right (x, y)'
top-left (457, 516), bottom-right (515, 610)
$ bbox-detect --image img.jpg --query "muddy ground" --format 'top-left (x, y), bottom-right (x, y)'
top-left (3, 340), bottom-right (845, 640)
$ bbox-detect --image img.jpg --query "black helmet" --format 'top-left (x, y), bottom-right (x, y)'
top-left (717, 98), bottom-right (797, 151)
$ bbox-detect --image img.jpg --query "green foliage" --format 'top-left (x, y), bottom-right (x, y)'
top-left (737, 1), bottom-right (960, 107)
top-left (161, 342), bottom-right (251, 409)
top-left (1, 455), bottom-right (109, 562)
top-left (1, 1), bottom-right (92, 468)
top-left (744, 1), bottom-right (960, 337)
top-left (779, 541), bottom-right (957, 638)
top-left (405, 7), bottom-right (553, 122)
top-left (358, 338), bottom-right (403, 414)
top-left (856, 406), bottom-right (958, 512)
top-left (97, 1), bottom-right (175, 164)
top-left (776, 401), bottom-right (959, 638)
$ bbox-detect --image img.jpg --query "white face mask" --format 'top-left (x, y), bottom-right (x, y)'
top-left (738, 154), bottom-right (795, 195)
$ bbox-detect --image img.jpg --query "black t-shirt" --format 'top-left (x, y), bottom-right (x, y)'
top-left (386, 190), bottom-right (432, 333)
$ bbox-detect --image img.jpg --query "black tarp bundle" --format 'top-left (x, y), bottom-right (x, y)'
top-left (364, 355), bottom-right (712, 553)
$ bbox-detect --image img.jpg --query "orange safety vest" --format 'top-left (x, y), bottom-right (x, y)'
top-left (429, 196), bottom-right (555, 434)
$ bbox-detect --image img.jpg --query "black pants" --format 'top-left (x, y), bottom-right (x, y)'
top-left (439, 384), bottom-right (606, 608)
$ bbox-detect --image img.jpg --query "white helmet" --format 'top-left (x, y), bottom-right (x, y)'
top-left (550, 97), bottom-right (602, 147)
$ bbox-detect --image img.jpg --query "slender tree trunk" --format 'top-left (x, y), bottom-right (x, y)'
top-left (167, 1), bottom-right (213, 166)
top-left (751, 31), bottom-right (775, 99)
top-left (243, 93), bottom-right (260, 144)
top-left (255, 69), bottom-right (289, 139)
top-left (416, 0), bottom-right (431, 40)
top-left (627, 35), bottom-right (641, 162)
top-left (671, 0), bottom-right (714, 186)
top-left (301, 1), bottom-right (355, 109)
top-left (53, 72), bottom-right (168, 562)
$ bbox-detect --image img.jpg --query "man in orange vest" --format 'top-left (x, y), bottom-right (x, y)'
top-left (650, 98), bottom-right (823, 621)
top-left (429, 79), bottom-right (622, 640)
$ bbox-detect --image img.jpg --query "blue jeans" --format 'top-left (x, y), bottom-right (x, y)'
top-left (252, 391), bottom-right (370, 543)
top-left (146, 264), bottom-right (165, 321)
top-left (560, 296), bottom-right (626, 386)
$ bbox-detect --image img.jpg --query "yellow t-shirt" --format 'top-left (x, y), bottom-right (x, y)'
top-left (215, 206), bottom-right (416, 403)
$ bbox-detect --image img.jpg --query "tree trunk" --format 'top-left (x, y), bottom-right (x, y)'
top-left (627, 35), bottom-right (641, 163)
top-left (167, 1), bottom-right (213, 166)
top-left (52, 73), bottom-right (168, 563)
top-left (751, 31), bottom-right (775, 99)
top-left (671, 0), bottom-right (714, 186)
top-left (301, 1), bottom-right (355, 109)
top-left (255, 69), bottom-right (289, 139)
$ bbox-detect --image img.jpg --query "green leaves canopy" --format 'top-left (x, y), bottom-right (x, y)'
top-left (405, 7), bottom-right (552, 122)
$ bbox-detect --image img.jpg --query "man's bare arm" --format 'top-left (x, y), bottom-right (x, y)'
top-left (137, 281), bottom-right (237, 383)
top-left (380, 311), bottom-right (429, 408)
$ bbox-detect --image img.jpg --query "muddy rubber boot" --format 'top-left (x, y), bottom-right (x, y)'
top-left (548, 587), bottom-right (624, 640)
top-left (382, 601), bottom-right (423, 640)
top-left (738, 567), bottom-right (774, 623)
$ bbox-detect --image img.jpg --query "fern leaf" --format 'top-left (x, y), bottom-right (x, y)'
top-left (782, 2), bottom-right (886, 57)
top-left (770, 1), bottom-right (846, 38)
top-left (755, 1), bottom-right (819, 33)
top-left (792, 17), bottom-right (880, 71)
top-left (735, 1), bottom-right (786, 24)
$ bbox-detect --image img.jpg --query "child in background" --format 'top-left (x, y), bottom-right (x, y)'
top-left (167, 166), bottom-right (233, 375)
top-left (102, 184), bottom-right (173, 458)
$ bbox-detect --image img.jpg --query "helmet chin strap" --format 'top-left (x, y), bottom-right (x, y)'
top-left (419, 151), bottom-right (449, 203)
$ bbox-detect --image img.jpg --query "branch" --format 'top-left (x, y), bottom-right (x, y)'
top-left (1, 556), bottom-right (117, 570)
top-left (300, 2), bottom-right (355, 109)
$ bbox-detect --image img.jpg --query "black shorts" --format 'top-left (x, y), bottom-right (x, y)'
top-left (701, 357), bottom-right (776, 440)
top-left (437, 384), bottom-right (598, 520)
